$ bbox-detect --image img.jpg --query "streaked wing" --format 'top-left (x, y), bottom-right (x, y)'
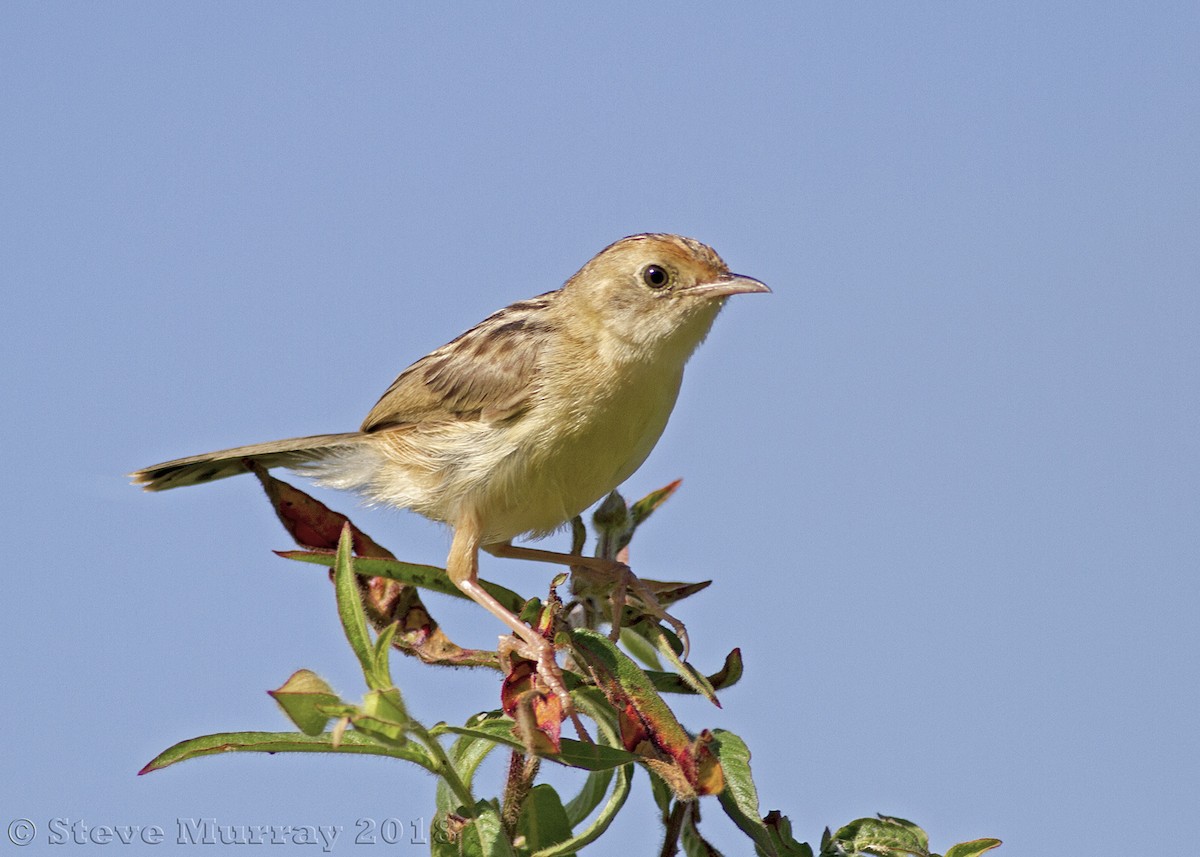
top-left (361, 294), bottom-right (559, 431)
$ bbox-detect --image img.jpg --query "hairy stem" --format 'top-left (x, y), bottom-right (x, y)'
top-left (408, 722), bottom-right (475, 813)
top-left (500, 749), bottom-right (541, 839)
top-left (658, 800), bottom-right (690, 857)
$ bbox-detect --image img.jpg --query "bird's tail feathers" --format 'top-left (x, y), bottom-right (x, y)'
top-left (130, 432), bottom-right (368, 492)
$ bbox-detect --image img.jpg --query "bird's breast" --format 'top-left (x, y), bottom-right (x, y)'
top-left (476, 351), bottom-right (687, 542)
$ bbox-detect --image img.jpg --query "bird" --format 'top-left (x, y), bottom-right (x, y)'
top-left (131, 233), bottom-right (769, 707)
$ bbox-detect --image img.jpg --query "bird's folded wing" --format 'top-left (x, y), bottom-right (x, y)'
top-left (361, 299), bottom-right (558, 431)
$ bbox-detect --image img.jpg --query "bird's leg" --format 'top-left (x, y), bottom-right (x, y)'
top-left (483, 541), bottom-right (690, 660)
top-left (446, 518), bottom-right (573, 716)
top-left (484, 542), bottom-right (606, 569)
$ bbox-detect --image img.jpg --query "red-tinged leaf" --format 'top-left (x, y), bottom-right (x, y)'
top-left (254, 473), bottom-right (505, 669)
top-left (251, 464), bottom-right (391, 557)
top-left (500, 590), bottom-right (570, 754)
top-left (571, 630), bottom-right (690, 750)
top-left (618, 700), bottom-right (648, 752)
top-left (500, 659), bottom-right (532, 717)
top-left (570, 629), bottom-right (723, 799)
top-left (629, 479), bottom-right (682, 529)
top-left (693, 730), bottom-right (725, 796)
top-left (501, 656), bottom-right (564, 754)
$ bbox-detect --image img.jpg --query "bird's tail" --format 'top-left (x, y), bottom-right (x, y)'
top-left (130, 432), bottom-right (368, 492)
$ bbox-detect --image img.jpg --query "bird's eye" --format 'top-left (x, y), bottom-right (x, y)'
top-left (642, 265), bottom-right (670, 289)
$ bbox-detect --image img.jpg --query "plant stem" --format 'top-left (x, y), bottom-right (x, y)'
top-left (408, 722), bottom-right (475, 813)
top-left (658, 800), bottom-right (689, 857)
top-left (501, 749), bottom-right (540, 839)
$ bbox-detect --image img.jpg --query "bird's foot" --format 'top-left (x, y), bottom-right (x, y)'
top-left (572, 557), bottom-right (691, 661)
top-left (613, 562), bottom-right (691, 661)
top-left (499, 632), bottom-right (592, 745)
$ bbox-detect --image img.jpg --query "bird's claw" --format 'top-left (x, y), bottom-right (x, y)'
top-left (604, 562), bottom-right (691, 661)
top-left (499, 633), bottom-right (592, 744)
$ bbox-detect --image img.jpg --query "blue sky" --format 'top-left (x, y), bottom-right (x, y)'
top-left (3, 3), bottom-right (1197, 853)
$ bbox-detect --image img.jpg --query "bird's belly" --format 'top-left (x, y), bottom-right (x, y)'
top-left (477, 366), bottom-right (684, 542)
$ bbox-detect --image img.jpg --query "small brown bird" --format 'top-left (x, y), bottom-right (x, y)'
top-left (132, 233), bottom-right (768, 703)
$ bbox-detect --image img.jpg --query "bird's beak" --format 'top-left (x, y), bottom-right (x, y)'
top-left (683, 272), bottom-right (771, 299)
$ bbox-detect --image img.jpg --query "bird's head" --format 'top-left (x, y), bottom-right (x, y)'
top-left (562, 233), bottom-right (770, 360)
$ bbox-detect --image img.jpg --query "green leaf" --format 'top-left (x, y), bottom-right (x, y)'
top-left (268, 669), bottom-right (344, 736)
top-left (757, 811), bottom-right (813, 857)
top-left (517, 784), bottom-right (574, 854)
top-left (822, 817), bottom-right (929, 857)
top-left (566, 688), bottom-right (621, 739)
top-left (352, 688), bottom-right (410, 746)
top-left (680, 810), bottom-right (723, 857)
top-left (373, 620), bottom-right (399, 678)
top-left (710, 729), bottom-right (780, 856)
top-left (459, 800), bottom-right (514, 857)
top-left (562, 769), bottom-right (613, 828)
top-left (877, 816), bottom-right (928, 851)
top-left (362, 687), bottom-right (408, 726)
top-left (278, 548), bottom-right (527, 613)
top-left (619, 625), bottom-right (664, 670)
top-left (631, 578), bottom-right (713, 609)
top-left (943, 839), bottom-right (1002, 857)
top-left (647, 648), bottom-right (744, 695)
top-left (519, 596), bottom-right (545, 625)
top-left (629, 479), bottom-right (682, 531)
top-left (432, 800), bottom-right (514, 857)
top-left (138, 730), bottom-right (435, 775)
top-left (438, 720), bottom-right (638, 771)
top-left (569, 629), bottom-right (694, 753)
top-left (332, 525), bottom-right (383, 688)
top-left (532, 764), bottom-right (631, 857)
top-left (560, 688), bottom-right (626, 827)
top-left (643, 622), bottom-right (719, 705)
top-left (542, 768), bottom-right (631, 857)
top-left (351, 713), bottom-right (408, 746)
top-left (437, 730), bottom-right (504, 823)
